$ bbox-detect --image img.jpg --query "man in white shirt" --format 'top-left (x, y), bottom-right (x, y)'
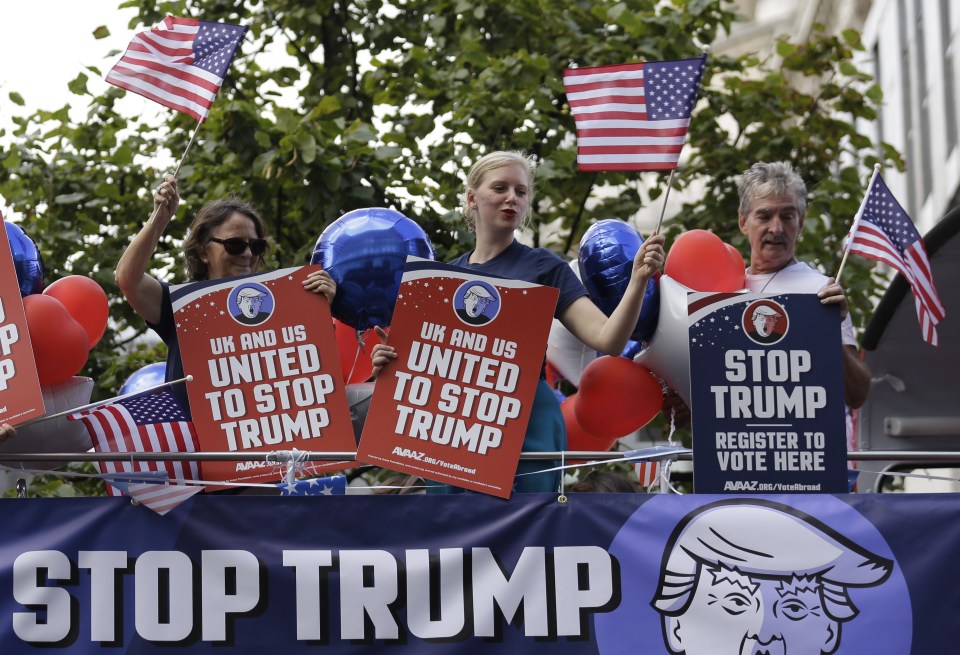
top-left (738, 161), bottom-right (870, 408)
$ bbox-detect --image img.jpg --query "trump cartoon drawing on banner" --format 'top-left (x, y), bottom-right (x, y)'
top-left (650, 500), bottom-right (892, 655)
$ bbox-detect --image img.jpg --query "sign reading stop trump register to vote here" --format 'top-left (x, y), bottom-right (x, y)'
top-left (359, 258), bottom-right (559, 498)
top-left (173, 266), bottom-right (356, 487)
top-left (688, 292), bottom-right (848, 494)
top-left (0, 228), bottom-right (44, 426)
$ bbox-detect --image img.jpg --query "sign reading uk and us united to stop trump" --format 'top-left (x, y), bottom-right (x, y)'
top-left (358, 258), bottom-right (558, 498)
top-left (688, 292), bottom-right (848, 493)
top-left (173, 266), bottom-right (356, 487)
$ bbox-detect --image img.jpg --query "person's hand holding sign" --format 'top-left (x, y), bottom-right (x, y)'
top-left (302, 268), bottom-right (337, 303)
top-left (370, 326), bottom-right (396, 379)
top-left (816, 277), bottom-right (850, 320)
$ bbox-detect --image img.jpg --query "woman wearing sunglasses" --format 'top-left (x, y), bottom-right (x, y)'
top-left (116, 174), bottom-right (336, 416)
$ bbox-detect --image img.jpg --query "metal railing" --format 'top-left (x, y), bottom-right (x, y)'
top-left (3, 450), bottom-right (960, 463)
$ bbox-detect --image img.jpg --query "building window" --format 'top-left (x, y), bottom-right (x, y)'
top-left (915, 4), bottom-right (933, 203)
top-left (941, 0), bottom-right (957, 154)
top-left (898, 0), bottom-right (918, 217)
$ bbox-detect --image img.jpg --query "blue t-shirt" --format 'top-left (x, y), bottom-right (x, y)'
top-left (147, 282), bottom-right (190, 417)
top-left (448, 240), bottom-right (587, 317)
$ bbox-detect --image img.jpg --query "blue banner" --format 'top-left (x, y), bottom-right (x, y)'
top-left (0, 493), bottom-right (953, 653)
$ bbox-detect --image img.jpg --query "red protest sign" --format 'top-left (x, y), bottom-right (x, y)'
top-left (0, 221), bottom-right (45, 425)
top-left (358, 258), bottom-right (558, 498)
top-left (173, 265), bottom-right (356, 487)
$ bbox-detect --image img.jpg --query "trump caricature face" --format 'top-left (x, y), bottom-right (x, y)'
top-left (463, 287), bottom-right (493, 318)
top-left (237, 292), bottom-right (264, 318)
top-left (666, 566), bottom-right (838, 655)
top-left (751, 308), bottom-right (781, 337)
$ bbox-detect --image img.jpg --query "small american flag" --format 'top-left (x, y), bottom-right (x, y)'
top-left (846, 171), bottom-right (945, 345)
top-left (562, 55), bottom-right (706, 171)
top-left (69, 392), bottom-right (200, 496)
top-left (634, 460), bottom-right (661, 489)
top-left (278, 475), bottom-right (346, 496)
top-left (106, 15), bottom-right (248, 121)
top-left (128, 481), bottom-right (203, 515)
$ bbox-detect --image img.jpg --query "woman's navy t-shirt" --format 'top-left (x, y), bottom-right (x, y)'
top-left (447, 240), bottom-right (587, 317)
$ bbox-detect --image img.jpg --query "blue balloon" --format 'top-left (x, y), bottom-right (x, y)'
top-left (4, 221), bottom-right (44, 296)
top-left (578, 219), bottom-right (660, 342)
top-left (620, 340), bottom-right (642, 360)
top-left (312, 208), bottom-right (435, 330)
top-left (120, 362), bottom-right (167, 396)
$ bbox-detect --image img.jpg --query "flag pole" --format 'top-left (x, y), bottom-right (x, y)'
top-left (652, 48), bottom-right (708, 236)
top-left (14, 376), bottom-right (194, 429)
top-left (835, 163), bottom-right (881, 282)
top-left (172, 117), bottom-right (205, 178)
top-left (653, 168), bottom-right (676, 235)
top-left (144, 117), bottom-right (206, 224)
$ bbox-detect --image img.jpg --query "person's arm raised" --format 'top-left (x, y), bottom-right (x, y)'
top-left (115, 174), bottom-right (179, 325)
top-left (560, 233), bottom-right (665, 355)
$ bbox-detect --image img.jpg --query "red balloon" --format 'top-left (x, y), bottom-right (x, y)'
top-left (23, 295), bottom-right (89, 385)
top-left (574, 357), bottom-right (663, 439)
top-left (561, 395), bottom-right (616, 462)
top-left (665, 229), bottom-right (744, 292)
top-left (725, 243), bottom-right (745, 281)
top-left (333, 319), bottom-right (380, 384)
top-left (43, 275), bottom-right (109, 349)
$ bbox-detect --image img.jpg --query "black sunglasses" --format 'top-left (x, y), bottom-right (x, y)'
top-left (209, 237), bottom-right (268, 256)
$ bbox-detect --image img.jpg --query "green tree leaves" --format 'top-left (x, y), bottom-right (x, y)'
top-left (0, 0), bottom-right (899, 405)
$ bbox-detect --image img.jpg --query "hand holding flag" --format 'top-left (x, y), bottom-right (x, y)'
top-left (842, 166), bottom-right (945, 345)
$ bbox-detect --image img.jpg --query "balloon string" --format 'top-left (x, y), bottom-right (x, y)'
top-left (667, 405), bottom-right (677, 445)
top-left (346, 330), bottom-right (365, 383)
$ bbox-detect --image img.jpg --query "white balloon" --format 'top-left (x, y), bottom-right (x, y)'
top-left (633, 276), bottom-right (692, 405)
top-left (0, 377), bottom-right (94, 470)
top-left (546, 260), bottom-right (597, 387)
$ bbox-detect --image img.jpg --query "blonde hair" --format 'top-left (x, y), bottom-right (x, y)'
top-left (461, 150), bottom-right (536, 231)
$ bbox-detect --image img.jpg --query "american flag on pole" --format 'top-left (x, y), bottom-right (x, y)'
top-left (68, 391), bottom-right (201, 496)
top-left (105, 15), bottom-right (248, 122)
top-left (845, 171), bottom-right (946, 345)
top-left (562, 55), bottom-right (706, 171)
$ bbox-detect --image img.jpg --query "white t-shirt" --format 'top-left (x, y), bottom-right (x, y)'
top-left (744, 261), bottom-right (856, 347)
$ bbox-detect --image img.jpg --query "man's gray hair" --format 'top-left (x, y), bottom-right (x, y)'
top-left (737, 161), bottom-right (808, 219)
